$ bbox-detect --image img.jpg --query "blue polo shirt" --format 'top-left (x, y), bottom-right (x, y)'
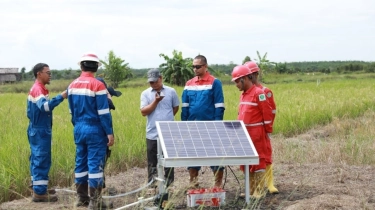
top-left (140, 85), bottom-right (180, 140)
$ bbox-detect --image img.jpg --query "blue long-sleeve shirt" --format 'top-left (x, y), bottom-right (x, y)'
top-left (181, 72), bottom-right (225, 121)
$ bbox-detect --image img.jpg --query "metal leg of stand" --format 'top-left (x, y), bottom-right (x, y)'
top-left (245, 165), bottom-right (250, 204)
top-left (157, 138), bottom-right (165, 194)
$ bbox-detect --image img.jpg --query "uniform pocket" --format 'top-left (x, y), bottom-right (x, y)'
top-left (187, 91), bottom-right (196, 105)
top-left (29, 129), bottom-right (51, 156)
top-left (40, 129), bottom-right (52, 139)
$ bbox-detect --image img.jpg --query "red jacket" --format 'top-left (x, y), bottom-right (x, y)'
top-left (238, 85), bottom-right (273, 133)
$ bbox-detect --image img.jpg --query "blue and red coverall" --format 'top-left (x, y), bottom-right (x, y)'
top-left (181, 72), bottom-right (225, 171)
top-left (27, 81), bottom-right (64, 195)
top-left (67, 72), bottom-right (113, 188)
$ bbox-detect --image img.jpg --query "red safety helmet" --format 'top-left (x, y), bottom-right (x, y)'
top-left (78, 53), bottom-right (102, 66)
top-left (231, 65), bottom-right (252, 81)
top-left (244, 61), bottom-right (260, 73)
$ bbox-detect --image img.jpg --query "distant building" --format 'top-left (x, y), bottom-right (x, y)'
top-left (0, 68), bottom-right (21, 83)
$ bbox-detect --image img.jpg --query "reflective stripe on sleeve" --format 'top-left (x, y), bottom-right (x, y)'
top-left (182, 103), bottom-right (189, 107)
top-left (215, 103), bottom-right (225, 108)
top-left (43, 102), bottom-right (50, 112)
top-left (98, 108), bottom-right (110, 115)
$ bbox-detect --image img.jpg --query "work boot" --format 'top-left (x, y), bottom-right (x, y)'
top-left (28, 185), bottom-right (56, 195)
top-left (252, 171), bottom-right (267, 199)
top-left (32, 191), bottom-right (58, 202)
top-left (75, 183), bottom-right (90, 207)
top-left (88, 187), bottom-right (112, 210)
top-left (213, 170), bottom-right (224, 188)
top-left (188, 168), bottom-right (199, 189)
top-left (265, 164), bottom-right (279, 194)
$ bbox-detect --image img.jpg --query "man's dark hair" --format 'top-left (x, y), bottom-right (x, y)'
top-left (194, 55), bottom-right (207, 65)
top-left (32, 63), bottom-right (49, 78)
top-left (80, 61), bottom-right (99, 72)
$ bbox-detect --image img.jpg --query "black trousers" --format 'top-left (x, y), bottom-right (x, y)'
top-left (146, 139), bottom-right (174, 187)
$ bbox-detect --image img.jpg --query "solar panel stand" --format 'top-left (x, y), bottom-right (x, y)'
top-left (156, 138), bottom-right (166, 195)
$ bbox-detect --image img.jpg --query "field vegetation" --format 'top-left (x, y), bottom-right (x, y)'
top-left (0, 72), bottom-right (374, 206)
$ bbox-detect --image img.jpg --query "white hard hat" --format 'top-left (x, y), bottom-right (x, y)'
top-left (78, 53), bottom-right (102, 66)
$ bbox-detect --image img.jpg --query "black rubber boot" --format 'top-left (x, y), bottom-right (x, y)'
top-left (75, 183), bottom-right (90, 207)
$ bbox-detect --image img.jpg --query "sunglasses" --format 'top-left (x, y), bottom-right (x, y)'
top-left (41, 71), bottom-right (52, 76)
top-left (192, 65), bottom-right (205, 70)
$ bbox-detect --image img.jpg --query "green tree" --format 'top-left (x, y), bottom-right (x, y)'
top-left (366, 63), bottom-right (375, 73)
top-left (275, 62), bottom-right (288, 74)
top-left (242, 56), bottom-right (251, 64)
top-left (255, 51), bottom-right (274, 81)
top-left (100, 50), bottom-right (133, 88)
top-left (20, 67), bottom-right (26, 80)
top-left (159, 50), bottom-right (194, 86)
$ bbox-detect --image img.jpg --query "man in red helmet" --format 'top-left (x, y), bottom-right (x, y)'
top-left (232, 65), bottom-right (273, 198)
top-left (67, 53), bottom-right (114, 209)
top-left (244, 61), bottom-right (278, 194)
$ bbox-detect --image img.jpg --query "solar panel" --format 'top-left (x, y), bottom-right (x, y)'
top-left (156, 121), bottom-right (259, 167)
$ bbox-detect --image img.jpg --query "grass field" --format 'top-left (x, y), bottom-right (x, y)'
top-left (0, 74), bottom-right (374, 203)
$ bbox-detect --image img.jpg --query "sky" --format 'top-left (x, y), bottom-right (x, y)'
top-left (0, 0), bottom-right (374, 71)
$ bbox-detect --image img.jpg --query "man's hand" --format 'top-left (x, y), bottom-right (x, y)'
top-left (155, 92), bottom-right (165, 102)
top-left (107, 134), bottom-right (114, 146)
top-left (61, 90), bottom-right (67, 99)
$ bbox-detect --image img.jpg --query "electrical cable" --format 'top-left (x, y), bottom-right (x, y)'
top-left (103, 178), bottom-right (155, 199)
top-left (54, 178), bottom-right (156, 199)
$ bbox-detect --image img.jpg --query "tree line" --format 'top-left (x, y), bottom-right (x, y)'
top-left (19, 50), bottom-right (375, 87)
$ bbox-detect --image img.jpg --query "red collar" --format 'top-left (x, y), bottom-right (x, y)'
top-left (35, 80), bottom-right (48, 92)
top-left (194, 72), bottom-right (211, 82)
top-left (80, 72), bottom-right (95, 78)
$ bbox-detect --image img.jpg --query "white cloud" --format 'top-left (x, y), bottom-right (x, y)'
top-left (0, 0), bottom-right (374, 70)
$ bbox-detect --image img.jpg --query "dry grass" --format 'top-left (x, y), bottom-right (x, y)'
top-left (273, 110), bottom-right (375, 165)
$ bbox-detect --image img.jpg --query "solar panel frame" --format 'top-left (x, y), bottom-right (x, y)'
top-left (156, 120), bottom-right (259, 167)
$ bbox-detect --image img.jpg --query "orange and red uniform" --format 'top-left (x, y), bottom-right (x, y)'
top-left (238, 85), bottom-right (273, 172)
top-left (256, 84), bottom-right (276, 165)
